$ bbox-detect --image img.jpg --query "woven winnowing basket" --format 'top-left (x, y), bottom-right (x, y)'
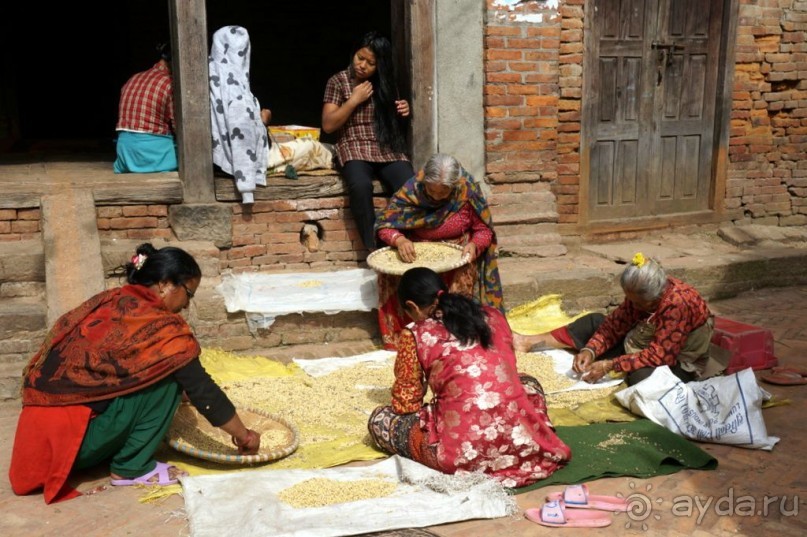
top-left (366, 242), bottom-right (469, 276)
top-left (167, 403), bottom-right (299, 465)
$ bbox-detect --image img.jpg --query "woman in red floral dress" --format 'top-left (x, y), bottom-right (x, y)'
top-left (368, 267), bottom-right (571, 488)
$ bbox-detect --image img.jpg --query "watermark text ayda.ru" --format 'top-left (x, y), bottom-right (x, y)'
top-left (621, 483), bottom-right (800, 529)
top-left (668, 489), bottom-right (798, 525)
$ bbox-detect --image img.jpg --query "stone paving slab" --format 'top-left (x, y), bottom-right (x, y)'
top-left (1, 285), bottom-right (805, 537)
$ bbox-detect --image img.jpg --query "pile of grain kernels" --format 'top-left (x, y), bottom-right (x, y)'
top-left (276, 477), bottom-right (398, 508)
top-left (225, 362), bottom-right (394, 447)
top-left (219, 349), bottom-right (621, 453)
top-left (515, 351), bottom-right (576, 393)
top-left (370, 242), bottom-right (463, 274)
top-left (516, 351), bottom-right (623, 409)
top-left (170, 409), bottom-right (293, 455)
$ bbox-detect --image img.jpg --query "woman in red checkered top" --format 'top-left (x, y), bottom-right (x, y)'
top-left (114, 43), bottom-right (177, 174)
top-left (322, 31), bottom-right (414, 252)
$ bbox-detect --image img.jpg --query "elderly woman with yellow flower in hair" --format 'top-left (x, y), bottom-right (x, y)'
top-left (513, 253), bottom-right (727, 386)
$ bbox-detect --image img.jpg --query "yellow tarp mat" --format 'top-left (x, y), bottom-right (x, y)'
top-left (506, 294), bottom-right (589, 336)
top-left (145, 292), bottom-right (637, 503)
top-left (158, 348), bottom-right (388, 483)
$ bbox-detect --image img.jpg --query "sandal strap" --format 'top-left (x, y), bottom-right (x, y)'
top-left (563, 484), bottom-right (589, 505)
top-left (541, 500), bottom-right (567, 524)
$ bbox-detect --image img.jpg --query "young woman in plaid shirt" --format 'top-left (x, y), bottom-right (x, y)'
top-left (113, 44), bottom-right (177, 174)
top-left (322, 31), bottom-right (414, 251)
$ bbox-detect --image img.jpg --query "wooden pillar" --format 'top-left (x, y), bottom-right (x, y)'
top-left (404, 0), bottom-right (437, 170)
top-left (169, 0), bottom-right (215, 203)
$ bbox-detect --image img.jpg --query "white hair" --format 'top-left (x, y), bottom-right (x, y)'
top-left (422, 153), bottom-right (461, 187)
top-left (620, 257), bottom-right (668, 302)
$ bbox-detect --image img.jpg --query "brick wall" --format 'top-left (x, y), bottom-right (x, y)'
top-left (727, 0), bottom-right (807, 226)
top-left (225, 197), bottom-right (377, 272)
top-left (96, 204), bottom-right (173, 240)
top-left (485, 0), bottom-right (807, 229)
top-left (0, 208), bottom-right (40, 241)
top-left (484, 0), bottom-right (569, 254)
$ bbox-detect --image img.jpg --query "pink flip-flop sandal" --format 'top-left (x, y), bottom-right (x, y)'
top-left (110, 461), bottom-right (186, 487)
top-left (771, 365), bottom-right (807, 377)
top-left (545, 483), bottom-right (629, 512)
top-left (525, 499), bottom-right (612, 528)
top-left (761, 371), bottom-right (807, 386)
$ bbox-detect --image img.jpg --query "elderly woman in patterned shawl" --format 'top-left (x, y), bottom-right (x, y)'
top-left (209, 25), bottom-right (272, 204)
top-left (374, 153), bottom-right (503, 350)
top-left (9, 244), bottom-right (261, 504)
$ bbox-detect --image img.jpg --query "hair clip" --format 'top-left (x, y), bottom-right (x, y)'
top-left (131, 253), bottom-right (147, 271)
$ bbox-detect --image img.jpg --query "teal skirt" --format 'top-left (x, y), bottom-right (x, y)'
top-left (113, 131), bottom-right (178, 173)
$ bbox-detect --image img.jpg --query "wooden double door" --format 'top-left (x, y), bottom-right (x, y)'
top-left (583, 0), bottom-right (726, 222)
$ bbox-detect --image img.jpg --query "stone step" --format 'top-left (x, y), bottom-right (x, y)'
top-left (0, 297), bottom-right (47, 396)
top-left (0, 239), bottom-right (44, 283)
top-left (0, 362), bottom-right (24, 401)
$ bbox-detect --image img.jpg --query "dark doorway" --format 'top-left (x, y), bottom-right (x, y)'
top-left (0, 1), bottom-right (391, 156)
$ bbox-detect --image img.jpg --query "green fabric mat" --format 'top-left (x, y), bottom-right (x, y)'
top-left (514, 419), bottom-right (717, 494)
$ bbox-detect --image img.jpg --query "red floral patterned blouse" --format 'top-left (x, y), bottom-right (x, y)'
top-left (391, 307), bottom-right (571, 487)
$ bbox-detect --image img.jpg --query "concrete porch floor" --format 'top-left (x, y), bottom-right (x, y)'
top-left (0, 285), bottom-right (805, 537)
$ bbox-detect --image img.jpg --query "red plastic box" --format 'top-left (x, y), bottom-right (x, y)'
top-left (711, 316), bottom-right (778, 374)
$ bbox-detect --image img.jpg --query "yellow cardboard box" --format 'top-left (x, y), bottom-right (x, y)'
top-left (268, 125), bottom-right (321, 141)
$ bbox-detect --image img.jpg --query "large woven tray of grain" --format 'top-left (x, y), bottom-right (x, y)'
top-left (167, 403), bottom-right (299, 465)
top-left (366, 241), bottom-right (469, 275)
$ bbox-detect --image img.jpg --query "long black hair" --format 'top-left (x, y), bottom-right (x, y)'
top-left (121, 243), bottom-right (201, 287)
top-left (352, 31), bottom-right (408, 155)
top-left (398, 267), bottom-right (492, 348)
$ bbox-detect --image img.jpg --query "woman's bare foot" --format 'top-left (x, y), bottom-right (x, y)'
top-left (513, 332), bottom-right (538, 352)
top-left (513, 332), bottom-right (564, 353)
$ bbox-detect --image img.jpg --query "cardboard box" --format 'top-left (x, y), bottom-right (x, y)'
top-left (268, 125), bottom-right (320, 141)
top-left (711, 316), bottom-right (778, 374)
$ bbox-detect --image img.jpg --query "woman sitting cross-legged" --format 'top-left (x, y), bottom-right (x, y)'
top-left (374, 153), bottom-right (503, 350)
top-left (513, 253), bottom-right (728, 386)
top-left (368, 267), bottom-right (571, 488)
top-left (9, 243), bottom-right (261, 503)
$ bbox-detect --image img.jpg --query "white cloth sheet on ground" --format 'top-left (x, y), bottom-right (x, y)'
top-left (294, 348), bottom-right (622, 393)
top-left (215, 269), bottom-right (378, 331)
top-left (293, 349), bottom-right (396, 377)
top-left (539, 349), bottom-right (624, 393)
top-left (181, 455), bottom-right (516, 537)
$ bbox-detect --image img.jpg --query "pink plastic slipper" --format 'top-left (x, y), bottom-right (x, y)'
top-left (110, 461), bottom-right (185, 487)
top-left (525, 499), bottom-right (612, 528)
top-left (761, 371), bottom-right (807, 386)
top-left (771, 365), bottom-right (807, 377)
top-left (545, 484), bottom-right (629, 512)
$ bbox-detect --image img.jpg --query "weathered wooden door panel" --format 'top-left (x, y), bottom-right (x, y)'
top-left (585, 0), bottom-right (724, 221)
top-left (651, 0), bottom-right (723, 214)
top-left (587, 0), bottom-right (657, 220)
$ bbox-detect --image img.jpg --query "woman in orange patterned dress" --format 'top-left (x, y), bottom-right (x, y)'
top-left (368, 267), bottom-right (570, 488)
top-left (9, 243), bottom-right (260, 503)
